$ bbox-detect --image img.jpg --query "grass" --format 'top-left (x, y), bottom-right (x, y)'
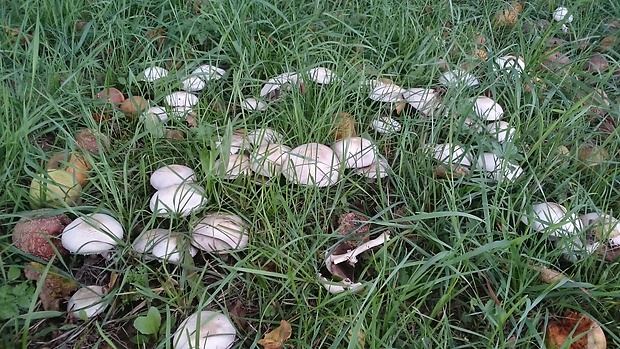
top-left (1, 0), bottom-right (620, 348)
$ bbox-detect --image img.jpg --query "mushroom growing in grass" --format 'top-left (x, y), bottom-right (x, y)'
top-left (12, 210), bottom-right (71, 260)
top-left (47, 152), bottom-right (92, 188)
top-left (240, 97), bottom-right (267, 112)
top-left (438, 68), bottom-right (480, 88)
top-left (173, 310), bottom-right (237, 349)
top-left (485, 121), bottom-right (516, 143)
top-left (191, 213), bottom-right (249, 253)
top-left (246, 128), bottom-right (285, 147)
top-left (215, 133), bottom-right (251, 155)
top-left (402, 88), bottom-right (440, 116)
top-left (74, 128), bottom-right (110, 154)
top-left (426, 143), bottom-right (472, 178)
top-left (68, 285), bottom-right (108, 320)
top-left (282, 143), bottom-right (341, 187)
top-left (29, 169), bottom-right (82, 208)
top-left (165, 91), bottom-right (199, 109)
top-left (140, 106), bottom-right (169, 137)
top-left (191, 64), bottom-right (226, 82)
top-left (308, 67), bottom-right (335, 84)
top-left (580, 212), bottom-right (620, 255)
top-left (249, 143), bottom-right (292, 177)
top-left (260, 72), bottom-right (303, 100)
top-left (475, 153), bottom-right (523, 181)
top-left (371, 116), bottom-right (402, 134)
top-left (142, 67), bottom-right (169, 82)
top-left (521, 202), bottom-right (584, 237)
top-left (213, 154), bottom-right (252, 179)
top-left (553, 7), bottom-right (573, 33)
top-left (353, 155), bottom-right (390, 179)
top-left (61, 213), bottom-right (124, 255)
top-left (132, 228), bottom-right (198, 263)
top-left (493, 55), bottom-right (525, 75)
top-left (368, 81), bottom-right (405, 104)
top-left (472, 96), bottom-right (504, 121)
top-left (331, 137), bottom-right (378, 169)
top-left (150, 164), bottom-right (196, 190)
top-left (119, 96), bottom-right (149, 117)
top-left (149, 183), bottom-right (206, 217)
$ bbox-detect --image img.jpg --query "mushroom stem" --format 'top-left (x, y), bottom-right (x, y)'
top-left (331, 232), bottom-right (390, 265)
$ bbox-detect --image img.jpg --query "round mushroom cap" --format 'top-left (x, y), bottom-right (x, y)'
top-left (165, 91), bottom-right (199, 108)
top-left (493, 55), bottom-right (525, 75)
top-left (191, 64), bottom-right (226, 81)
top-left (472, 96), bottom-right (504, 121)
top-left (213, 154), bottom-right (251, 179)
top-left (331, 137), bottom-right (378, 169)
top-left (68, 285), bottom-right (107, 320)
top-left (260, 72), bottom-right (302, 97)
top-left (427, 143), bottom-right (472, 166)
top-left (191, 213), bottom-right (249, 253)
top-left (181, 76), bottom-right (206, 92)
top-left (173, 310), bottom-right (237, 349)
top-left (309, 67), bottom-right (335, 84)
top-left (486, 121), bottom-right (515, 143)
top-left (141, 106), bottom-right (169, 122)
top-left (438, 69), bottom-right (479, 87)
top-left (132, 228), bottom-right (197, 263)
top-left (142, 67), bottom-right (169, 82)
top-left (475, 153), bottom-right (523, 181)
top-left (521, 202), bottom-right (583, 237)
top-left (149, 183), bottom-right (206, 217)
top-left (150, 164), bottom-right (196, 190)
top-left (402, 88), bottom-right (439, 115)
top-left (353, 155), bottom-right (390, 179)
top-left (282, 143), bottom-right (341, 187)
top-left (12, 210), bottom-right (71, 260)
top-left (249, 143), bottom-right (292, 177)
top-left (61, 213), bottom-right (124, 254)
top-left (368, 83), bottom-right (405, 102)
top-left (240, 98), bottom-right (267, 112)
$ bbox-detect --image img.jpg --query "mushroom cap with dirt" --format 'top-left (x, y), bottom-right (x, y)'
top-left (12, 210), bottom-right (72, 260)
top-left (67, 285), bottom-right (107, 320)
top-left (150, 164), bottom-right (196, 190)
top-left (61, 213), bottom-right (124, 255)
top-left (132, 228), bottom-right (197, 263)
top-left (173, 310), bottom-right (237, 349)
top-left (282, 142), bottom-right (341, 187)
top-left (331, 137), bottom-right (378, 169)
top-left (190, 213), bottom-right (249, 253)
top-left (149, 183), bottom-right (206, 217)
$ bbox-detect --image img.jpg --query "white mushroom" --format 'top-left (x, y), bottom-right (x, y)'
top-left (485, 121), bottom-right (516, 143)
top-left (142, 67), bottom-right (169, 82)
top-left (249, 143), bottom-right (291, 177)
top-left (472, 96), bottom-right (504, 121)
top-left (213, 154), bottom-right (251, 179)
top-left (191, 64), bottom-right (226, 81)
top-left (581, 212), bottom-right (620, 248)
top-left (493, 55), bottom-right (525, 75)
top-left (150, 164), bottom-right (196, 190)
top-left (438, 68), bottom-right (479, 87)
top-left (402, 88), bottom-right (440, 116)
top-left (282, 143), bottom-right (340, 187)
top-left (149, 183), bottom-right (206, 217)
top-left (475, 153), bottom-right (523, 181)
top-left (260, 72), bottom-right (302, 97)
top-left (215, 133), bottom-right (250, 155)
top-left (173, 310), bottom-right (236, 349)
top-left (67, 286), bottom-right (107, 320)
top-left (331, 137), bottom-right (378, 169)
top-left (521, 202), bottom-right (583, 237)
top-left (132, 228), bottom-right (198, 263)
top-left (308, 67), bottom-right (335, 84)
top-left (181, 76), bottom-right (206, 92)
top-left (553, 7), bottom-right (573, 23)
top-left (246, 128), bottom-right (284, 147)
top-left (191, 213), bottom-right (249, 253)
top-left (142, 106), bottom-right (169, 122)
top-left (165, 92), bottom-right (199, 108)
top-left (368, 83), bottom-right (405, 102)
top-left (371, 116), bottom-right (402, 134)
top-left (240, 98), bottom-right (267, 111)
top-left (426, 143), bottom-right (472, 166)
top-left (353, 155), bottom-right (390, 179)
top-left (61, 213), bottom-right (124, 254)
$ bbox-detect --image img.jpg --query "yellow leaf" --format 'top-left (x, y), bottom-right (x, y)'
top-left (258, 320), bottom-right (292, 349)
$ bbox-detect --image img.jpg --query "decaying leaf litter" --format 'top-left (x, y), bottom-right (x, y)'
top-left (2, 0), bottom-right (620, 348)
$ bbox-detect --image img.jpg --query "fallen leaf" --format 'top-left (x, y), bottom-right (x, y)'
top-left (258, 320), bottom-right (292, 349)
top-left (545, 310), bottom-right (606, 349)
top-left (24, 262), bottom-right (78, 311)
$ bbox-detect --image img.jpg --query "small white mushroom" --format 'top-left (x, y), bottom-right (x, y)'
top-left (308, 67), bottom-right (335, 84)
top-left (331, 137), bottom-right (378, 169)
top-left (240, 98), bottom-right (267, 112)
top-left (150, 164), bottom-right (196, 190)
top-left (402, 88), bottom-right (440, 116)
top-left (181, 76), bottom-right (206, 92)
top-left (282, 143), bottom-right (340, 187)
top-left (368, 83), bottom-right (405, 102)
top-left (191, 64), bottom-right (226, 81)
top-left (553, 7), bottom-right (573, 23)
top-left (426, 143), bottom-right (472, 166)
top-left (142, 67), bottom-right (169, 82)
top-left (472, 96), bottom-right (504, 121)
top-left (493, 55), bottom-right (525, 75)
top-left (475, 153), bottom-right (523, 181)
top-left (165, 91), bottom-right (199, 108)
top-left (246, 128), bottom-right (284, 147)
top-left (353, 155), bottom-right (390, 179)
top-left (132, 228), bottom-right (198, 263)
top-left (213, 154), bottom-right (251, 179)
top-left (486, 121), bottom-right (516, 143)
top-left (140, 107), bottom-right (169, 137)
top-left (61, 213), bottom-right (124, 255)
top-left (249, 143), bottom-right (291, 177)
top-left (191, 213), bottom-right (249, 253)
top-left (149, 183), bottom-right (206, 217)
top-left (142, 106), bottom-right (169, 122)
top-left (438, 68), bottom-right (479, 87)
top-left (371, 116), bottom-right (402, 134)
top-left (260, 72), bottom-right (302, 97)
top-left (173, 310), bottom-right (237, 349)
top-left (521, 202), bottom-right (583, 237)
top-left (67, 286), bottom-right (107, 320)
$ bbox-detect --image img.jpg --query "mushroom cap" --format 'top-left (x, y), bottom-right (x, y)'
top-left (213, 154), bottom-right (251, 179)
top-left (191, 213), bottom-right (249, 253)
top-left (353, 155), bottom-right (390, 179)
top-left (191, 64), bottom-right (226, 81)
top-left (215, 134), bottom-right (250, 155)
top-left (308, 67), bottom-right (335, 84)
top-left (475, 153), bottom-right (523, 181)
top-left (427, 143), bottom-right (472, 166)
top-left (173, 310), bottom-right (236, 349)
top-left (12, 210), bottom-right (71, 260)
top-left (472, 96), bottom-right (504, 121)
top-left (260, 72), bottom-right (301, 97)
top-left (371, 116), bottom-right (402, 134)
top-left (142, 106), bottom-right (169, 122)
top-left (249, 143), bottom-right (292, 177)
top-left (240, 98), bottom-right (267, 111)
top-left (142, 67), bottom-right (169, 82)
top-left (493, 55), bottom-right (525, 75)
top-left (150, 164), bottom-right (196, 190)
top-left (580, 212), bottom-right (620, 247)
top-left (29, 169), bottom-right (82, 207)
top-left (331, 137), bottom-right (378, 169)
top-left (170, 106), bottom-right (194, 118)
top-left (149, 183), bottom-right (206, 217)
top-left (282, 143), bottom-right (341, 187)
top-left (246, 128), bottom-right (284, 147)
top-left (485, 121), bottom-right (515, 143)
top-left (521, 202), bottom-right (583, 237)
top-left (368, 83), bottom-right (405, 102)
top-left (165, 92), bottom-right (199, 108)
top-left (61, 213), bottom-right (124, 254)
top-left (402, 88), bottom-right (439, 115)
top-left (438, 69), bottom-right (479, 87)
top-left (67, 285), bottom-right (107, 319)
top-left (132, 228), bottom-right (197, 263)
top-left (181, 76), bottom-right (206, 92)
top-left (553, 7), bottom-right (573, 23)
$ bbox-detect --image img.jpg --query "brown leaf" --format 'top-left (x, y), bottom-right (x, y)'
top-left (545, 310), bottom-right (606, 349)
top-left (258, 320), bottom-right (292, 349)
top-left (24, 262), bottom-right (78, 311)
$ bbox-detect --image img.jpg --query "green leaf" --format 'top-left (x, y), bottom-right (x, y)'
top-left (8, 266), bottom-right (21, 281)
top-left (133, 307), bottom-right (161, 335)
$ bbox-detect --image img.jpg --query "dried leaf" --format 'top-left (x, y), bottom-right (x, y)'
top-left (545, 310), bottom-right (606, 349)
top-left (531, 264), bottom-right (590, 296)
top-left (258, 320), bottom-right (292, 349)
top-left (24, 262), bottom-right (78, 311)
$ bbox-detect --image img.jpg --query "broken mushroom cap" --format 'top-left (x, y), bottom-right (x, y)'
top-left (150, 164), bottom-right (196, 190)
top-left (132, 228), bottom-right (198, 263)
top-left (165, 91), bottom-right (199, 108)
top-left (61, 213), bottom-right (124, 254)
top-left (149, 183), bottom-right (206, 217)
top-left (282, 143), bottom-right (341, 187)
top-left (213, 154), bottom-right (252, 179)
top-left (472, 96), bottom-right (504, 121)
top-left (331, 137), bottom-right (378, 169)
top-left (67, 285), bottom-right (107, 320)
top-left (173, 310), bottom-right (237, 349)
top-left (191, 213), bottom-right (249, 253)
top-left (308, 67), bottom-right (335, 84)
top-left (521, 202), bottom-right (583, 238)
top-left (580, 212), bottom-right (620, 248)
top-left (12, 210), bottom-right (71, 260)
top-left (249, 143), bottom-right (292, 177)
